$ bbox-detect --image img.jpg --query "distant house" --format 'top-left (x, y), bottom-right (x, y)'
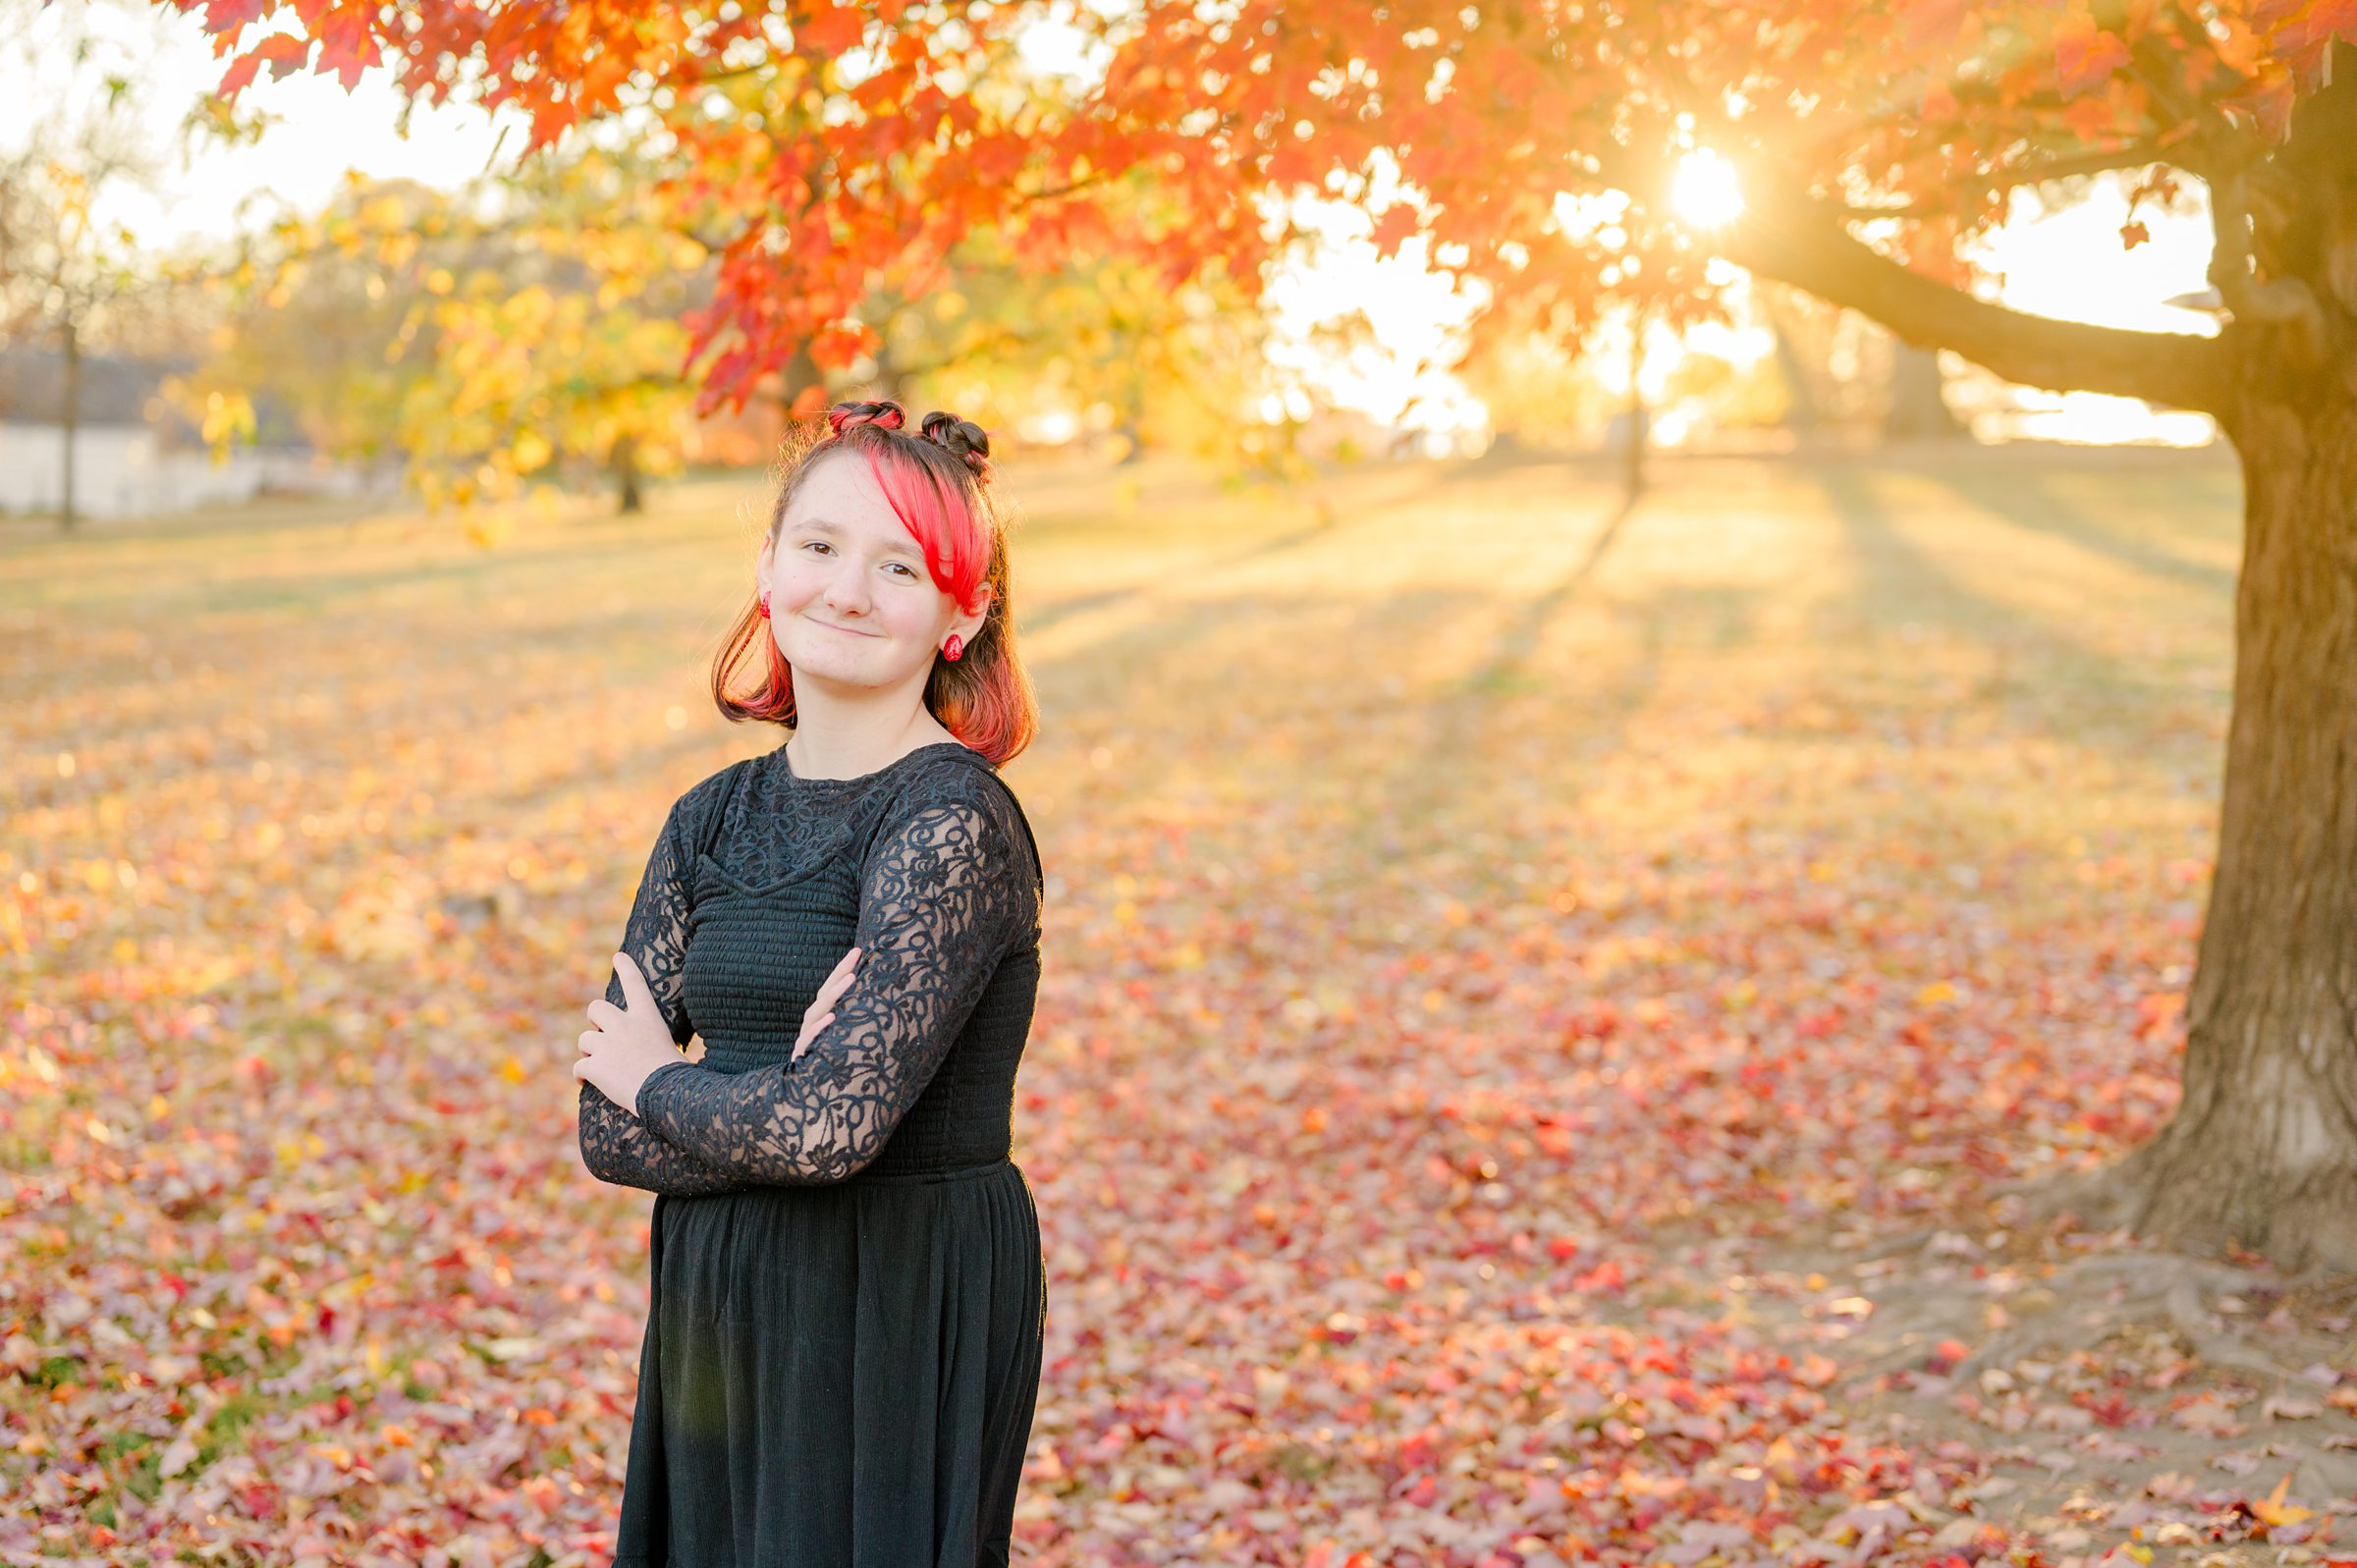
top-left (0, 350), bottom-right (395, 519)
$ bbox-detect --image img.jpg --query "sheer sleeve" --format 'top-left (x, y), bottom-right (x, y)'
top-left (632, 787), bottom-right (1037, 1185)
top-left (577, 782), bottom-right (754, 1198)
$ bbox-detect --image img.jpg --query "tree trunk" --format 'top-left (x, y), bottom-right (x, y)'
top-left (1760, 291), bottom-right (1821, 432)
top-left (1883, 342), bottom-right (1966, 441)
top-left (614, 436), bottom-right (644, 514)
top-left (2057, 396), bottom-right (2357, 1273)
top-left (780, 343), bottom-right (823, 419)
top-left (1620, 317), bottom-right (1648, 501)
top-left (1620, 396), bottom-right (1648, 499)
top-left (1117, 378), bottom-right (1147, 465)
top-left (59, 316), bottom-right (81, 532)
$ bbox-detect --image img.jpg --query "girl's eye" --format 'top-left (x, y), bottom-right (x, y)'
top-left (800, 541), bottom-right (913, 579)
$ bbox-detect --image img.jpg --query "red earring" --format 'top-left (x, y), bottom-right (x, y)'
top-left (943, 633), bottom-right (963, 662)
top-left (758, 590), bottom-right (772, 620)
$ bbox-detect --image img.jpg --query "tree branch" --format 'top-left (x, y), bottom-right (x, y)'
top-left (2205, 167), bottom-right (2330, 356)
top-left (1824, 130), bottom-right (2206, 220)
top-left (1014, 170), bottom-right (1111, 207)
top-left (1714, 193), bottom-right (2235, 413)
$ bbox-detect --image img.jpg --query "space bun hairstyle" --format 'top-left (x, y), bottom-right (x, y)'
top-left (711, 399), bottom-right (1037, 767)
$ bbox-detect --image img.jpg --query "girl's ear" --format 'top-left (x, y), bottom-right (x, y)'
top-left (959, 583), bottom-right (995, 640)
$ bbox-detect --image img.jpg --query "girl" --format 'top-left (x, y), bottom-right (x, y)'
top-left (572, 401), bottom-right (1047, 1567)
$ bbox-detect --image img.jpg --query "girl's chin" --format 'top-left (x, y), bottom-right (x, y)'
top-left (787, 626), bottom-right (865, 652)
top-left (784, 646), bottom-right (924, 688)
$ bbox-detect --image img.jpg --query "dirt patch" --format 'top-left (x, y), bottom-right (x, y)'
top-left (1695, 1187), bottom-right (2357, 1567)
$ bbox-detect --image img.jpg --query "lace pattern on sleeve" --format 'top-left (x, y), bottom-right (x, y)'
top-left (634, 788), bottom-right (1037, 1184)
top-left (577, 768), bottom-right (753, 1197)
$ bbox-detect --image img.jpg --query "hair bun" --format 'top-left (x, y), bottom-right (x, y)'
top-left (827, 399), bottom-right (906, 435)
top-left (920, 409), bottom-right (992, 477)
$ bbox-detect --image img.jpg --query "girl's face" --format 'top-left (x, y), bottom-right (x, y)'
top-left (756, 450), bottom-right (989, 693)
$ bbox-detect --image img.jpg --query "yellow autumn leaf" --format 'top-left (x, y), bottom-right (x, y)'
top-left (2252, 1474), bottom-right (2313, 1527)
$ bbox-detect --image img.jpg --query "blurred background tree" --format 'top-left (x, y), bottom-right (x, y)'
top-left (173, 150), bottom-right (705, 514)
top-left (857, 205), bottom-right (1294, 471)
top-left (0, 0), bottom-right (204, 529)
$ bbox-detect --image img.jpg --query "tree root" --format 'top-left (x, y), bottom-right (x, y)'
top-left (1800, 1161), bottom-right (2356, 1397)
top-left (1846, 1247), bottom-right (2298, 1387)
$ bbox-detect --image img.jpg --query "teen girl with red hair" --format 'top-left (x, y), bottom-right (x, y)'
top-left (571, 400), bottom-right (1047, 1566)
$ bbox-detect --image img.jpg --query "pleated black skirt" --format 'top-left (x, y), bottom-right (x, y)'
top-left (610, 1158), bottom-right (1047, 1568)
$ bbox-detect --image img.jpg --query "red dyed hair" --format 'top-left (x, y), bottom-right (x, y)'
top-left (710, 400), bottom-right (1039, 766)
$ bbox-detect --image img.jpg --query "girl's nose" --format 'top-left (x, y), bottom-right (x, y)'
top-left (823, 564), bottom-right (868, 612)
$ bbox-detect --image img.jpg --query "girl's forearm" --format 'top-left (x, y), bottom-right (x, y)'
top-left (577, 1080), bottom-right (753, 1197)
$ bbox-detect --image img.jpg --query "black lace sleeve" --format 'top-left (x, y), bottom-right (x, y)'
top-left (632, 784), bottom-right (1037, 1184)
top-left (577, 780), bottom-right (754, 1198)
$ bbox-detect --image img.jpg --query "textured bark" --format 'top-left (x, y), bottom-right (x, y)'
top-left (2057, 393), bottom-right (2357, 1273)
top-left (2032, 51), bottom-right (2357, 1274)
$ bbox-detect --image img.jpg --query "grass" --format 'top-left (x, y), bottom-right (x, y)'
top-left (0, 438), bottom-right (2265, 1564)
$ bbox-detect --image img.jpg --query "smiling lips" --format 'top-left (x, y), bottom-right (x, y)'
top-left (810, 620), bottom-right (878, 637)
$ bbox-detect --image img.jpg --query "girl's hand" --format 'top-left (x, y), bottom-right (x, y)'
top-left (575, 951), bottom-right (691, 1114)
top-left (792, 946), bottom-right (861, 1062)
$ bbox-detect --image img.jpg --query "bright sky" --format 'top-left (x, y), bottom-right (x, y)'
top-left (0, 0), bottom-right (537, 248)
top-left (7, 3), bottom-right (2223, 447)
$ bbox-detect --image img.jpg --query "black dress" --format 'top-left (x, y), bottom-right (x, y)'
top-left (577, 738), bottom-right (1048, 1568)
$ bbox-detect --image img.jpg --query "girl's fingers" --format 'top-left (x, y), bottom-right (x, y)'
top-left (793, 1012), bottom-right (837, 1060)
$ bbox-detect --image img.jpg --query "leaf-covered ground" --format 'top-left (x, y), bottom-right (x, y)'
top-left (5, 443), bottom-right (2350, 1567)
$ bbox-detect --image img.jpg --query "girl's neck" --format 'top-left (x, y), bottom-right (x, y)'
top-left (784, 711), bottom-right (958, 781)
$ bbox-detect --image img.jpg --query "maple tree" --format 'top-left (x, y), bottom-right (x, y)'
top-left (1059, 0), bottom-right (2357, 1275)
top-left (168, 0), bottom-right (2357, 1271)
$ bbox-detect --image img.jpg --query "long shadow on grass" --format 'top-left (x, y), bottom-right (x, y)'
top-left (1910, 463), bottom-right (2238, 600)
top-left (1799, 457), bottom-right (2171, 715)
top-left (1457, 494), bottom-right (1638, 693)
top-left (1025, 583), bottom-right (1505, 730)
top-left (1017, 511), bottom-right (1353, 638)
top-left (1377, 494), bottom-right (1698, 840)
top-left (1017, 462), bottom-right (1496, 639)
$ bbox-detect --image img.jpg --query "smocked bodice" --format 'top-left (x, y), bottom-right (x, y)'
top-left (578, 739), bottom-right (1044, 1191)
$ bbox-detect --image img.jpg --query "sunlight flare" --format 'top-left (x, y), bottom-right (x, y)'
top-left (1671, 149), bottom-right (1745, 230)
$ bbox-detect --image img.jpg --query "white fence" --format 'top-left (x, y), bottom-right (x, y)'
top-left (0, 421), bottom-right (394, 517)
